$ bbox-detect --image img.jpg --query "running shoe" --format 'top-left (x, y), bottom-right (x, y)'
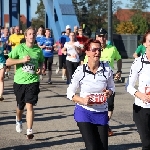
top-left (55, 68), bottom-right (59, 74)
top-left (48, 80), bottom-right (52, 84)
top-left (26, 129), bottom-right (34, 139)
top-left (16, 121), bottom-right (23, 133)
top-left (0, 96), bottom-right (4, 101)
top-left (108, 125), bottom-right (114, 136)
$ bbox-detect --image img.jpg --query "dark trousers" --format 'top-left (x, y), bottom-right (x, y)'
top-left (107, 93), bottom-right (115, 111)
top-left (66, 60), bottom-right (79, 83)
top-left (77, 122), bottom-right (108, 150)
top-left (133, 104), bottom-right (150, 150)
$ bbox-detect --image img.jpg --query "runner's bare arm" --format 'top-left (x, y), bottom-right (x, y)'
top-left (6, 56), bottom-right (30, 66)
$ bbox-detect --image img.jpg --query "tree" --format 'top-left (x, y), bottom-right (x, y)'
top-left (131, 12), bottom-right (149, 34)
top-left (116, 21), bottom-right (137, 34)
top-left (72, 0), bottom-right (122, 32)
top-left (31, 0), bottom-right (45, 29)
top-left (127, 0), bottom-right (150, 11)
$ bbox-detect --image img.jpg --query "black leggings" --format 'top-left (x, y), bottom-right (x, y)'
top-left (77, 122), bottom-right (108, 150)
top-left (107, 92), bottom-right (115, 111)
top-left (133, 104), bottom-right (150, 150)
top-left (44, 57), bottom-right (53, 71)
top-left (66, 60), bottom-right (79, 83)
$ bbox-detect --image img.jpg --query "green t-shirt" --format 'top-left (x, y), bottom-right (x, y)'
top-left (8, 43), bottom-right (44, 84)
top-left (135, 44), bottom-right (146, 55)
top-left (84, 45), bottom-right (121, 69)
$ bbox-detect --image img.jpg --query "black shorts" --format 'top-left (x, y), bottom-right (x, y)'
top-left (107, 92), bottom-right (115, 111)
top-left (4, 55), bottom-right (8, 60)
top-left (13, 82), bottom-right (40, 110)
top-left (59, 55), bottom-right (66, 69)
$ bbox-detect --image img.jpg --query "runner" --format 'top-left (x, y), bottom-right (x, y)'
top-left (59, 25), bottom-right (71, 84)
top-left (62, 32), bottom-right (81, 84)
top-left (6, 27), bottom-right (44, 139)
top-left (8, 26), bottom-right (24, 50)
top-left (0, 38), bottom-right (6, 101)
top-left (84, 28), bottom-right (122, 136)
top-left (1, 27), bottom-right (11, 78)
top-left (133, 37), bottom-right (146, 58)
top-left (67, 39), bottom-right (115, 150)
top-left (126, 30), bottom-right (150, 150)
top-left (76, 27), bottom-right (88, 65)
top-left (8, 26), bottom-right (24, 73)
top-left (39, 28), bottom-right (54, 84)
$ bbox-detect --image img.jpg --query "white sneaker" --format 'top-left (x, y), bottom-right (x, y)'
top-left (55, 68), bottom-right (59, 74)
top-left (62, 76), bottom-right (67, 80)
top-left (26, 129), bottom-right (34, 139)
top-left (16, 121), bottom-right (23, 133)
top-left (40, 75), bottom-right (43, 80)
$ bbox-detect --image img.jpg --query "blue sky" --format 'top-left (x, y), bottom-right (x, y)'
top-left (4, 0), bottom-right (129, 18)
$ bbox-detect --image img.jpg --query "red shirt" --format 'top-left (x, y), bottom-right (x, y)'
top-left (76, 35), bottom-right (88, 44)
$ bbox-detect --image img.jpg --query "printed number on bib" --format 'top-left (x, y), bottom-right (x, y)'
top-left (0, 63), bottom-right (4, 69)
top-left (45, 46), bottom-right (52, 51)
top-left (22, 63), bottom-right (35, 74)
top-left (89, 93), bottom-right (106, 104)
top-left (145, 87), bottom-right (150, 95)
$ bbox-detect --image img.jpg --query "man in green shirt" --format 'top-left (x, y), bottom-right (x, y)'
top-left (6, 27), bottom-right (44, 139)
top-left (84, 28), bottom-right (122, 136)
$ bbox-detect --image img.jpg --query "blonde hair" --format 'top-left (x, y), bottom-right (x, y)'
top-left (24, 26), bottom-right (35, 36)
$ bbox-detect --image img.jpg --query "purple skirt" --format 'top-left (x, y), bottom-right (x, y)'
top-left (74, 104), bottom-right (108, 125)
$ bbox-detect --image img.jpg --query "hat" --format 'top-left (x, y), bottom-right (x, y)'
top-left (66, 25), bottom-right (71, 30)
top-left (96, 28), bottom-right (107, 35)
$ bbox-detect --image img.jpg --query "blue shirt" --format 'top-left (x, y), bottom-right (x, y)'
top-left (0, 41), bottom-right (6, 64)
top-left (1, 36), bottom-right (11, 51)
top-left (36, 35), bottom-right (44, 43)
top-left (39, 37), bottom-right (54, 57)
top-left (59, 35), bottom-right (70, 47)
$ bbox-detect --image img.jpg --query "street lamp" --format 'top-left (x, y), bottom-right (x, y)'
top-left (108, 0), bottom-right (112, 44)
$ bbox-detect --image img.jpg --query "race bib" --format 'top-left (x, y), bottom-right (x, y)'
top-left (0, 63), bottom-right (4, 69)
top-left (22, 63), bottom-right (35, 74)
top-left (145, 87), bottom-right (150, 95)
top-left (89, 93), bottom-right (106, 105)
top-left (45, 46), bottom-right (52, 51)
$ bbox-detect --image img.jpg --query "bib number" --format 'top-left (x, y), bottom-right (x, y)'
top-left (45, 46), bottom-right (52, 51)
top-left (89, 93), bottom-right (106, 105)
top-left (22, 63), bottom-right (35, 74)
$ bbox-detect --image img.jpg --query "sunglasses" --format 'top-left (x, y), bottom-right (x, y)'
top-left (88, 48), bottom-right (102, 52)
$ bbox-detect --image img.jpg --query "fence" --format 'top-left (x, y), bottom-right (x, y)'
top-left (113, 34), bottom-right (142, 58)
top-left (91, 33), bottom-right (142, 59)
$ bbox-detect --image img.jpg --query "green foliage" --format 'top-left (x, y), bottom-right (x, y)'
top-left (72, 0), bottom-right (122, 32)
top-left (31, 0), bottom-right (45, 29)
top-left (116, 21), bottom-right (137, 34)
top-left (131, 12), bottom-right (149, 34)
top-left (128, 0), bottom-right (150, 10)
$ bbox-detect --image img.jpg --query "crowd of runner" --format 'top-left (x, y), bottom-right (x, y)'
top-left (0, 24), bottom-right (150, 150)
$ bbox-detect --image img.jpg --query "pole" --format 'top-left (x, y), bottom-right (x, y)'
top-left (108, 0), bottom-right (112, 44)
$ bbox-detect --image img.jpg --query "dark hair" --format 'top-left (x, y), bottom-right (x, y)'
top-left (84, 39), bottom-right (101, 51)
top-left (142, 30), bottom-right (150, 44)
top-left (45, 28), bottom-right (51, 31)
top-left (40, 25), bottom-right (45, 29)
top-left (61, 31), bottom-right (66, 35)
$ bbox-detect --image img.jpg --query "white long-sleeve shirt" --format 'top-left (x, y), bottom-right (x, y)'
top-left (126, 54), bottom-right (150, 108)
top-left (67, 62), bottom-right (115, 112)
